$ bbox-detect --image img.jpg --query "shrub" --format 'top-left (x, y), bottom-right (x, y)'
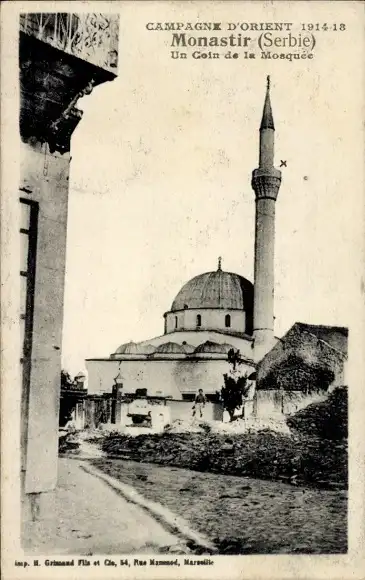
top-left (220, 349), bottom-right (251, 421)
top-left (220, 373), bottom-right (250, 421)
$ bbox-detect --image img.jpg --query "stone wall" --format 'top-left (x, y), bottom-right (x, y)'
top-left (257, 323), bottom-right (346, 391)
top-left (254, 389), bottom-right (328, 418)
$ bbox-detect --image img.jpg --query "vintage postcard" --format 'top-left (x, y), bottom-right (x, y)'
top-left (1, 1), bottom-right (364, 579)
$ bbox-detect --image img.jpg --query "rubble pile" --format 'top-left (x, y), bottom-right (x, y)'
top-left (163, 419), bottom-right (210, 434)
top-left (102, 428), bottom-right (347, 489)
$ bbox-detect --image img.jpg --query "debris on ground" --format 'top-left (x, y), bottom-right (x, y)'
top-left (100, 428), bottom-right (347, 490)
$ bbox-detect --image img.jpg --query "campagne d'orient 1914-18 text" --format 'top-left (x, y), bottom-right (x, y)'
top-left (145, 21), bottom-right (346, 60)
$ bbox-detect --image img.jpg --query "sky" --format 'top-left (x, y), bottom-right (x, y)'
top-left (61, 1), bottom-right (364, 375)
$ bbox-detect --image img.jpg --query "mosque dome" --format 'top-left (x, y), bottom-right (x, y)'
top-left (114, 341), bottom-right (139, 355)
top-left (194, 341), bottom-right (232, 354)
top-left (154, 342), bottom-right (187, 355)
top-left (112, 341), bottom-right (155, 356)
top-left (164, 262), bottom-right (254, 336)
top-left (171, 268), bottom-right (253, 312)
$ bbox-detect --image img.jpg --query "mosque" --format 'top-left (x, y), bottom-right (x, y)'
top-left (85, 78), bottom-right (348, 403)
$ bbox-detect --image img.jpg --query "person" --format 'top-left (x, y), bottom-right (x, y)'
top-left (192, 389), bottom-right (206, 418)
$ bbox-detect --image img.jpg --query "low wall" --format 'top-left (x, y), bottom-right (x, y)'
top-left (80, 396), bottom-right (249, 430)
top-left (169, 400), bottom-right (223, 422)
top-left (254, 389), bottom-right (328, 418)
top-left (282, 390), bottom-right (327, 415)
top-left (254, 390), bottom-right (283, 418)
top-left (109, 399), bottom-right (223, 426)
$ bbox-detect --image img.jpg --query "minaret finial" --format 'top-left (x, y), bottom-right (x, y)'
top-left (217, 256), bottom-right (222, 271)
top-left (267, 75), bottom-right (270, 91)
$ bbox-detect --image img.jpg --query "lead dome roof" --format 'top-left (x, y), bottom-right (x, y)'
top-left (170, 270), bottom-right (253, 312)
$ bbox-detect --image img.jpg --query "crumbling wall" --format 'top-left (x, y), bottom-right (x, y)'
top-left (257, 323), bottom-right (346, 391)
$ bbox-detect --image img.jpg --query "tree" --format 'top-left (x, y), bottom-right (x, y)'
top-left (227, 347), bottom-right (244, 371)
top-left (220, 349), bottom-right (251, 421)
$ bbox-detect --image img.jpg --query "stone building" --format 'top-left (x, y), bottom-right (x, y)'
top-left (19, 13), bottom-right (119, 515)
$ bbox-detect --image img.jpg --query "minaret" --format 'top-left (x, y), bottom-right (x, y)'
top-left (251, 77), bottom-right (282, 361)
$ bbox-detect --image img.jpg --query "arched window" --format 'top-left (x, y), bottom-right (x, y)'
top-left (175, 316), bottom-right (178, 329)
top-left (225, 314), bottom-right (231, 328)
top-left (196, 314), bottom-right (202, 327)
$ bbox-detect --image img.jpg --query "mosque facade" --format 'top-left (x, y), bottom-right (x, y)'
top-left (86, 78), bottom-right (282, 399)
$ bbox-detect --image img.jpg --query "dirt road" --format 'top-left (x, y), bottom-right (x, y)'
top-left (90, 458), bottom-right (347, 554)
top-left (22, 458), bottom-right (188, 555)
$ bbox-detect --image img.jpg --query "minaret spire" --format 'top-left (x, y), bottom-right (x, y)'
top-left (251, 78), bottom-right (282, 362)
top-left (258, 75), bottom-right (276, 169)
top-left (260, 75), bottom-right (275, 131)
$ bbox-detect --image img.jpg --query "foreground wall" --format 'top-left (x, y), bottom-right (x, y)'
top-left (20, 141), bottom-right (70, 493)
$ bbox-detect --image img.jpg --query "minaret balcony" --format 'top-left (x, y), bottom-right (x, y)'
top-left (251, 167), bottom-right (282, 201)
